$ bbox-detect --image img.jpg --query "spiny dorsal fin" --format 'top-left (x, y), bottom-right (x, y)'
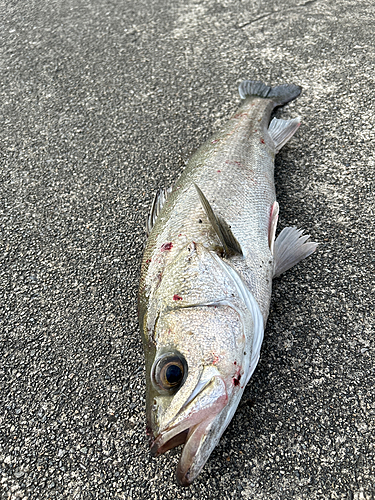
top-left (146, 186), bottom-right (173, 237)
top-left (273, 227), bottom-right (318, 277)
top-left (268, 117), bottom-right (301, 153)
top-left (194, 183), bottom-right (243, 257)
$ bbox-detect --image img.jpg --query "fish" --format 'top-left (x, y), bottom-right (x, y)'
top-left (138, 80), bottom-right (317, 486)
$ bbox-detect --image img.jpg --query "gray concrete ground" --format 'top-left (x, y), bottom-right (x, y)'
top-left (1, 0), bottom-right (374, 498)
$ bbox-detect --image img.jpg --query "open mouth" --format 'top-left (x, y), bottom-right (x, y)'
top-left (151, 428), bottom-right (189, 456)
top-left (150, 417), bottom-right (216, 486)
top-left (149, 373), bottom-right (229, 486)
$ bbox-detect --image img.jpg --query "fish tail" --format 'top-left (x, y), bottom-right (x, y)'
top-left (238, 80), bottom-right (301, 107)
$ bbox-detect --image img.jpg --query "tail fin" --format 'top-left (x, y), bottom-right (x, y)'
top-left (238, 80), bottom-right (301, 107)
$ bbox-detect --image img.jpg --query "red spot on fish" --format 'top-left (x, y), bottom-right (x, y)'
top-left (146, 259), bottom-right (151, 264)
top-left (212, 139), bottom-right (219, 144)
top-left (254, 129), bottom-right (257, 132)
top-left (173, 294), bottom-right (183, 301)
top-left (212, 354), bottom-right (219, 365)
top-left (234, 361), bottom-right (237, 365)
top-left (178, 234), bottom-right (182, 237)
top-left (232, 368), bottom-right (242, 387)
top-left (217, 170), bottom-right (221, 173)
top-left (160, 242), bottom-right (173, 252)
top-left (260, 138), bottom-right (265, 144)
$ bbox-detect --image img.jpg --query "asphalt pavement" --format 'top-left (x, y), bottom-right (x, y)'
top-left (1, 0), bottom-right (374, 498)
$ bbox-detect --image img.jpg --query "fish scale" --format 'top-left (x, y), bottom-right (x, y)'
top-left (138, 80), bottom-right (317, 486)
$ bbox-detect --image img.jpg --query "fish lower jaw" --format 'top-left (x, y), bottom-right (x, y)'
top-left (176, 416), bottom-right (217, 486)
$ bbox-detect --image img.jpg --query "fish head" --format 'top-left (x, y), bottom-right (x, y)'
top-left (143, 243), bottom-right (259, 485)
top-left (146, 305), bottom-right (249, 485)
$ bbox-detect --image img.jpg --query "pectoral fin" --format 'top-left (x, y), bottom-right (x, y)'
top-left (273, 227), bottom-right (318, 277)
top-left (194, 183), bottom-right (243, 257)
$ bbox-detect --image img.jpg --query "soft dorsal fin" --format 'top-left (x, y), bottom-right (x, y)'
top-left (194, 183), bottom-right (243, 257)
top-left (273, 227), bottom-right (318, 277)
top-left (268, 117), bottom-right (301, 153)
top-left (146, 187), bottom-right (173, 237)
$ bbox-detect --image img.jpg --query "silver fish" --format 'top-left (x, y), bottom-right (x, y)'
top-left (138, 80), bottom-right (317, 486)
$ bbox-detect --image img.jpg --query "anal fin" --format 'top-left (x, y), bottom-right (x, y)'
top-left (194, 183), bottom-right (243, 257)
top-left (273, 227), bottom-right (317, 277)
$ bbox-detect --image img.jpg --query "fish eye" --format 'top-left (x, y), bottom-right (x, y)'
top-left (152, 352), bottom-right (187, 394)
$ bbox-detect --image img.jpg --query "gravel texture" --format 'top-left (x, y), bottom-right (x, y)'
top-left (1, 0), bottom-right (374, 498)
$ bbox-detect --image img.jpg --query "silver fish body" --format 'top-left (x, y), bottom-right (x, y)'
top-left (138, 80), bottom-right (317, 486)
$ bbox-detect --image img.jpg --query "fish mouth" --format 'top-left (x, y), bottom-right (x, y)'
top-left (150, 373), bottom-right (228, 486)
top-left (151, 416), bottom-right (219, 486)
top-left (150, 428), bottom-right (189, 457)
